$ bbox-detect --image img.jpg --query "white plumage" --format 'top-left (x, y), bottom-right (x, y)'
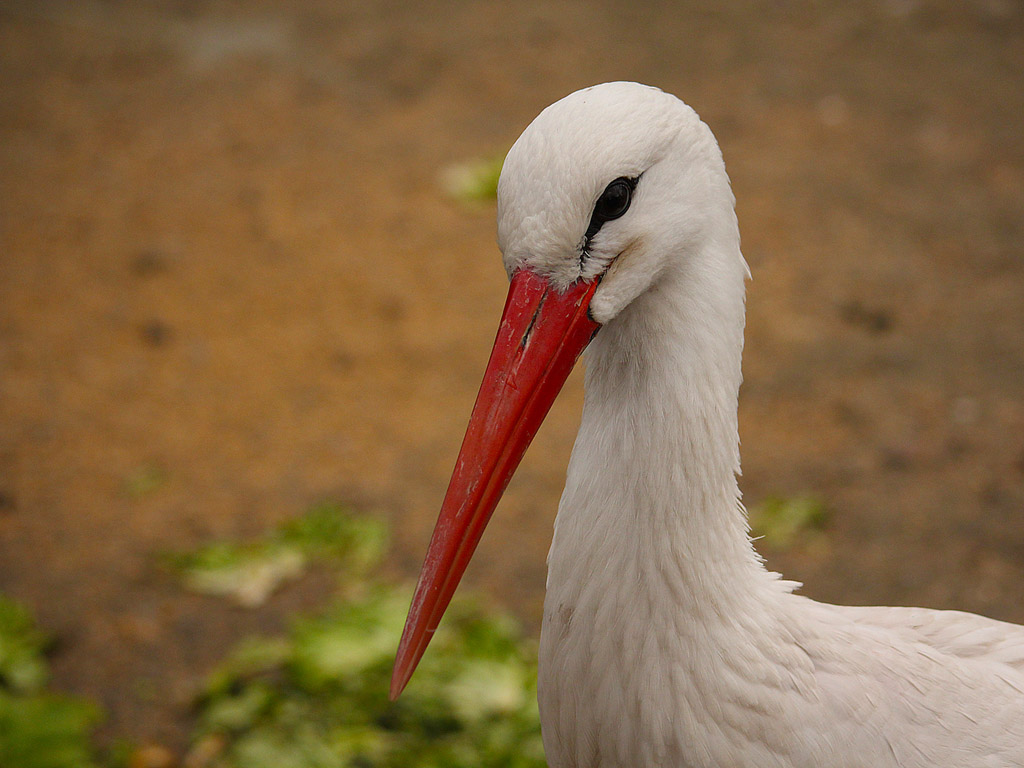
top-left (394, 82), bottom-right (1024, 767)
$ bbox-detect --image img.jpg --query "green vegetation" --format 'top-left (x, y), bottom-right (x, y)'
top-left (0, 596), bottom-right (106, 768)
top-left (191, 592), bottom-right (543, 768)
top-left (166, 502), bottom-right (388, 606)
top-left (440, 155), bottom-right (506, 205)
top-left (1, 502), bottom-right (545, 767)
top-left (178, 503), bottom-right (545, 767)
top-left (749, 495), bottom-right (829, 548)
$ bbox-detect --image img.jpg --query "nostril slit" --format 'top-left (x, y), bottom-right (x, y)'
top-left (520, 293), bottom-right (546, 349)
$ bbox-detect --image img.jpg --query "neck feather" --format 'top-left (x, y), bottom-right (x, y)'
top-left (546, 238), bottom-right (776, 617)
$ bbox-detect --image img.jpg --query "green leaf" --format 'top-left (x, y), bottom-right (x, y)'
top-left (174, 503), bottom-right (546, 767)
top-left (169, 504), bottom-right (390, 606)
top-left (179, 545), bottom-right (307, 607)
top-left (440, 155), bottom-right (505, 206)
top-left (0, 596), bottom-right (49, 693)
top-left (0, 690), bottom-right (103, 768)
top-left (193, 587), bottom-right (546, 768)
top-left (749, 495), bottom-right (829, 548)
top-left (277, 503), bottom-right (389, 573)
top-left (0, 596), bottom-right (109, 768)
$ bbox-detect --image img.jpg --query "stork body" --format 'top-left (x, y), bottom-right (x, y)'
top-left (541, 243), bottom-right (1024, 767)
top-left (393, 83), bottom-right (1024, 767)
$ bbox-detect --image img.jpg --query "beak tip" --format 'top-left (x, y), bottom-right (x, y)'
top-left (390, 616), bottom-right (424, 700)
top-left (389, 658), bottom-right (410, 700)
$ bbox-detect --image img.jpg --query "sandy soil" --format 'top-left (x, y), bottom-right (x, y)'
top-left (1, 0), bottom-right (1023, 754)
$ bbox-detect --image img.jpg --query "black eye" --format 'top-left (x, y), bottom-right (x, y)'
top-left (594, 177), bottom-right (633, 222)
top-left (584, 176), bottom-right (637, 244)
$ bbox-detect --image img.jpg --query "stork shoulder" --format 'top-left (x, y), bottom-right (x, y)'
top-left (835, 603), bottom-right (1024, 675)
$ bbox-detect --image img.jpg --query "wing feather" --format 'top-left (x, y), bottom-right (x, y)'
top-left (837, 604), bottom-right (1024, 673)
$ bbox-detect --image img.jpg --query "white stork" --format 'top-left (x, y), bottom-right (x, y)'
top-left (391, 82), bottom-right (1024, 767)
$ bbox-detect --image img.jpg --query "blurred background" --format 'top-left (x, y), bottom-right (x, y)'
top-left (1, 0), bottom-right (1023, 764)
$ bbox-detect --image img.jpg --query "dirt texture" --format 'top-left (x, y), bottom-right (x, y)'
top-left (1, 0), bottom-right (1023, 754)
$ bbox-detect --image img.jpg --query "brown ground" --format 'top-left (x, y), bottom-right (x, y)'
top-left (2, 0), bottom-right (1023, 756)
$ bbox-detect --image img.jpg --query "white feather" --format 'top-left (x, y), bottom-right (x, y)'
top-left (495, 82), bottom-right (1024, 768)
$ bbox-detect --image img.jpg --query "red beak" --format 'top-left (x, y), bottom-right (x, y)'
top-left (390, 269), bottom-right (600, 699)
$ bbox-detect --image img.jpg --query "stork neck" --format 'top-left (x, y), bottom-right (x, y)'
top-left (548, 253), bottom-right (770, 612)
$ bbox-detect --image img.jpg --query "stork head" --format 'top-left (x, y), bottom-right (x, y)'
top-left (498, 81), bottom-right (739, 324)
top-left (391, 82), bottom-right (742, 698)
